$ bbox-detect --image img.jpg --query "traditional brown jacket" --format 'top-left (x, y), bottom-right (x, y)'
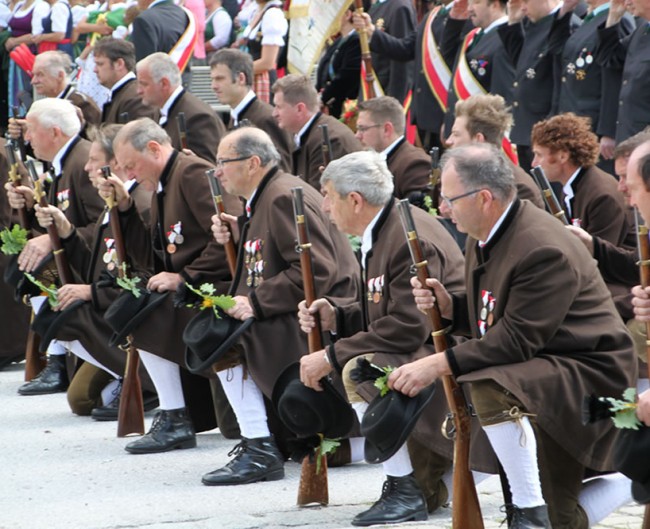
top-left (292, 113), bottom-right (362, 191)
top-left (230, 168), bottom-right (359, 398)
top-left (101, 77), bottom-right (156, 124)
top-left (449, 199), bottom-right (636, 471)
top-left (385, 138), bottom-right (432, 199)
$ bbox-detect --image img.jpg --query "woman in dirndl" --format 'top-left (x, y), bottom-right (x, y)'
top-left (239, 0), bottom-right (287, 104)
top-left (32, 0), bottom-right (74, 58)
top-left (5, 0), bottom-right (38, 117)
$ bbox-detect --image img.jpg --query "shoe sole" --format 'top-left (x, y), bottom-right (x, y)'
top-left (18, 387), bottom-right (69, 396)
top-left (91, 414), bottom-right (118, 422)
top-left (201, 467), bottom-right (285, 486)
top-left (124, 438), bottom-right (197, 454)
top-left (350, 510), bottom-right (428, 527)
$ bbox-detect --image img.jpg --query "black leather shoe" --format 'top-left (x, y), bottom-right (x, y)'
top-left (509, 504), bottom-right (551, 529)
top-left (91, 385), bottom-right (159, 422)
top-left (18, 355), bottom-right (69, 395)
top-left (0, 353), bottom-right (24, 370)
top-left (351, 473), bottom-right (428, 526)
top-left (124, 408), bottom-right (196, 454)
top-left (202, 436), bottom-right (285, 486)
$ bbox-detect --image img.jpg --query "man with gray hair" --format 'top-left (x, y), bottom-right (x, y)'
top-left (400, 143), bottom-right (637, 528)
top-left (209, 48), bottom-right (292, 171)
top-left (271, 74), bottom-right (361, 190)
top-left (137, 52), bottom-right (226, 163)
top-left (8, 51), bottom-right (100, 142)
top-left (207, 126), bottom-right (359, 486)
top-left (4, 97), bottom-right (105, 396)
top-left (297, 150), bottom-right (477, 526)
top-left (355, 96), bottom-right (430, 200)
top-left (100, 117), bottom-right (241, 454)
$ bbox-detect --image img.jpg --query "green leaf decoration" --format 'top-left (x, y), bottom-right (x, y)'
top-left (422, 195), bottom-right (438, 217)
top-left (185, 282), bottom-right (235, 318)
top-left (115, 263), bottom-right (142, 298)
top-left (347, 234), bottom-right (361, 252)
top-left (599, 388), bottom-right (642, 430)
top-left (24, 273), bottom-right (58, 307)
top-left (0, 225), bottom-right (29, 255)
top-left (373, 365), bottom-right (396, 397)
top-left (315, 436), bottom-right (341, 474)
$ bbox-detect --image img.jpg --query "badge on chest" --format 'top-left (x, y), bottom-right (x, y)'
top-left (166, 221), bottom-right (184, 254)
top-left (367, 274), bottom-right (385, 304)
top-left (103, 237), bottom-right (118, 271)
top-left (478, 289), bottom-right (496, 336)
top-left (57, 188), bottom-right (70, 212)
top-left (244, 238), bottom-right (264, 287)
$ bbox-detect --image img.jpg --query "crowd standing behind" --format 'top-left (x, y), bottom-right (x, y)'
top-left (2, 0), bottom-right (650, 528)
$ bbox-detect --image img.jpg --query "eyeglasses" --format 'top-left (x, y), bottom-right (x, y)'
top-left (440, 188), bottom-right (483, 208)
top-left (215, 155), bottom-right (251, 168)
top-left (356, 124), bottom-right (382, 133)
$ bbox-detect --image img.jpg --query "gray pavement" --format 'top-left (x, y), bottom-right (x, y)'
top-left (0, 362), bottom-right (645, 529)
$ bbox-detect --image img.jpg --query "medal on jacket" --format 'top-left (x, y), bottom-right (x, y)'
top-left (103, 237), bottom-right (117, 271)
top-left (166, 221), bottom-right (183, 254)
top-left (245, 239), bottom-right (264, 287)
top-left (478, 289), bottom-right (496, 336)
top-left (57, 188), bottom-right (70, 212)
top-left (367, 277), bottom-right (374, 302)
top-left (373, 275), bottom-right (384, 304)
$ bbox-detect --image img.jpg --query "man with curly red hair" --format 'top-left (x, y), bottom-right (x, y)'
top-left (531, 112), bottom-right (636, 320)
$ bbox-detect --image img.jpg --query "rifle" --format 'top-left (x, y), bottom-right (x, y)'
top-left (206, 168), bottom-right (237, 276)
top-left (26, 160), bottom-right (74, 285)
top-left (176, 112), bottom-right (188, 150)
top-left (5, 142), bottom-right (30, 230)
top-left (429, 146), bottom-right (441, 209)
top-left (397, 199), bottom-right (484, 529)
top-left (530, 166), bottom-right (569, 225)
top-left (354, 0), bottom-right (378, 100)
top-left (291, 186), bottom-right (328, 507)
top-left (6, 145), bottom-right (45, 380)
top-left (319, 124), bottom-right (333, 167)
top-left (101, 165), bottom-right (145, 437)
top-left (10, 105), bottom-right (27, 162)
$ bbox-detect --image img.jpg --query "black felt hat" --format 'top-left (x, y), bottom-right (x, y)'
top-left (31, 299), bottom-right (85, 351)
top-left (272, 363), bottom-right (355, 439)
top-left (104, 289), bottom-right (169, 347)
top-left (614, 425), bottom-right (650, 504)
top-left (361, 384), bottom-right (436, 464)
top-left (183, 309), bottom-right (254, 374)
top-left (4, 253), bottom-right (57, 301)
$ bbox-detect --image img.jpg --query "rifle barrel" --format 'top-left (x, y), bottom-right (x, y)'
top-left (206, 169), bottom-right (237, 276)
top-left (397, 199), bottom-right (484, 529)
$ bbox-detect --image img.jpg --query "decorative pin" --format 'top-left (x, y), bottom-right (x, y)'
top-left (526, 68), bottom-right (536, 79)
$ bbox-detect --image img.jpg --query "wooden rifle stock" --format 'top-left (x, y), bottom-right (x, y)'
top-left (26, 160), bottom-right (74, 285)
top-left (319, 124), bottom-right (333, 168)
top-left (206, 169), bottom-right (237, 276)
top-left (354, 0), bottom-right (377, 99)
top-left (5, 142), bottom-right (30, 230)
top-left (5, 145), bottom-right (45, 379)
top-left (530, 166), bottom-right (569, 225)
top-left (100, 165), bottom-right (145, 437)
top-left (291, 186), bottom-right (329, 507)
top-left (176, 112), bottom-right (188, 150)
top-left (397, 199), bottom-right (484, 529)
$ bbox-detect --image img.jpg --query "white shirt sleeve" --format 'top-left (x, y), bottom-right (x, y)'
top-left (260, 7), bottom-right (287, 47)
top-left (209, 9), bottom-right (233, 50)
top-left (0, 2), bottom-right (12, 29)
top-left (50, 1), bottom-right (69, 33)
top-left (31, 0), bottom-right (51, 35)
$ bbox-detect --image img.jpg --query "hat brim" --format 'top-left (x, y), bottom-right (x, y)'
top-left (108, 291), bottom-right (169, 347)
top-left (633, 481), bottom-right (650, 505)
top-left (362, 384), bottom-right (436, 464)
top-left (32, 299), bottom-right (85, 351)
top-left (184, 312), bottom-right (254, 374)
top-left (272, 362), bottom-right (355, 439)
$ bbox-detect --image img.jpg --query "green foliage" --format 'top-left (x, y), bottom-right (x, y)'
top-left (373, 365), bottom-right (396, 397)
top-left (600, 387), bottom-right (642, 430)
top-left (315, 436), bottom-right (341, 474)
top-left (347, 234), bottom-right (361, 252)
top-left (24, 273), bottom-right (58, 307)
top-left (422, 196), bottom-right (438, 217)
top-left (185, 282), bottom-right (235, 318)
top-left (0, 225), bottom-right (29, 255)
top-left (115, 263), bottom-right (141, 298)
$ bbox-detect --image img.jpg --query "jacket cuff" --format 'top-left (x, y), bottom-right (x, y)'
top-left (326, 343), bottom-right (342, 374)
top-left (249, 290), bottom-right (264, 320)
top-left (445, 347), bottom-right (462, 378)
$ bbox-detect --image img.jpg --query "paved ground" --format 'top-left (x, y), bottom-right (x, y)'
top-left (0, 362), bottom-right (645, 529)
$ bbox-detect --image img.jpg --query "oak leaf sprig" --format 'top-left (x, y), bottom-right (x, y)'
top-left (185, 282), bottom-right (235, 318)
top-left (0, 225), bottom-right (28, 255)
top-left (599, 387), bottom-right (642, 430)
top-left (24, 272), bottom-right (58, 307)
